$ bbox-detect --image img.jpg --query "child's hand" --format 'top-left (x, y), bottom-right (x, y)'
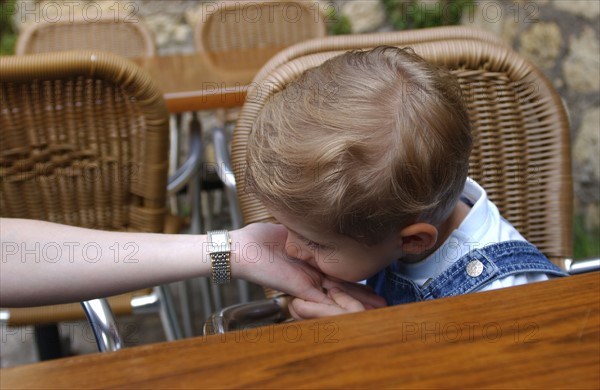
top-left (288, 283), bottom-right (387, 320)
top-left (322, 279), bottom-right (387, 310)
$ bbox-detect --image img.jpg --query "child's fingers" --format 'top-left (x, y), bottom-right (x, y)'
top-left (287, 299), bottom-right (301, 320)
top-left (323, 280), bottom-right (387, 309)
top-left (327, 288), bottom-right (366, 312)
top-left (345, 286), bottom-right (386, 309)
top-left (289, 298), bottom-right (349, 319)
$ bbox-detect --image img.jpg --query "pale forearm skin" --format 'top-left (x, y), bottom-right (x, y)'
top-left (0, 218), bottom-right (330, 307)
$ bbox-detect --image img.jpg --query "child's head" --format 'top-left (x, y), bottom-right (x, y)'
top-left (246, 46), bottom-right (472, 249)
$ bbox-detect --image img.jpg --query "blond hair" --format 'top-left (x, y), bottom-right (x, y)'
top-left (246, 46), bottom-right (472, 244)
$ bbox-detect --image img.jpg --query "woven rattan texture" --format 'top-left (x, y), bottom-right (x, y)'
top-left (194, 0), bottom-right (326, 53)
top-left (252, 26), bottom-right (504, 84)
top-left (231, 33), bottom-right (573, 262)
top-left (16, 16), bottom-right (155, 58)
top-left (0, 51), bottom-right (169, 231)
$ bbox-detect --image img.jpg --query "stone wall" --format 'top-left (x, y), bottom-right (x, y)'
top-left (10, 0), bottom-right (600, 234)
top-left (461, 0), bottom-right (600, 232)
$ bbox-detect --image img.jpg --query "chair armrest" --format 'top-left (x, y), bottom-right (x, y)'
top-left (203, 295), bottom-right (290, 335)
top-left (567, 258), bottom-right (600, 275)
top-left (167, 115), bottom-right (203, 195)
top-left (81, 299), bottom-right (123, 352)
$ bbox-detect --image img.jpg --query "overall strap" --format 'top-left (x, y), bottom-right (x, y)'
top-left (369, 241), bottom-right (568, 305)
top-left (421, 241), bottom-right (567, 300)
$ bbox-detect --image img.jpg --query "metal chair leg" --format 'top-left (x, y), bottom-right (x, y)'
top-left (177, 280), bottom-right (193, 338)
top-left (168, 113), bottom-right (183, 214)
top-left (196, 277), bottom-right (214, 323)
top-left (155, 285), bottom-right (183, 341)
top-left (166, 111), bottom-right (205, 338)
top-left (212, 126), bottom-right (250, 304)
top-left (211, 282), bottom-right (223, 312)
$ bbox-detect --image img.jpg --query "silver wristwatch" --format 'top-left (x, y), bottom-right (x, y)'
top-left (208, 230), bottom-right (231, 284)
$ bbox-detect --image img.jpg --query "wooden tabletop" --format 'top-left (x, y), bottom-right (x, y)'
top-left (2, 273), bottom-right (598, 389)
top-left (133, 47), bottom-right (285, 113)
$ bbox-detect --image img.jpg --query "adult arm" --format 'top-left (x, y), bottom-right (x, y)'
top-left (0, 218), bottom-right (330, 307)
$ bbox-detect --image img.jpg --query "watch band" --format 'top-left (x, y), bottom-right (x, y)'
top-left (208, 230), bottom-right (231, 284)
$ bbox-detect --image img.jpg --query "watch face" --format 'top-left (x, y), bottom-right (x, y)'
top-left (209, 231), bottom-right (230, 252)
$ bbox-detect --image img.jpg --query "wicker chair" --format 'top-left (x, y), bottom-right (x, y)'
top-left (15, 15), bottom-right (155, 58)
top-left (194, 0), bottom-right (328, 213)
top-left (194, 0), bottom-right (327, 54)
top-left (215, 27), bottom-right (508, 233)
top-left (193, 0), bottom-right (327, 188)
top-left (14, 13), bottom-right (209, 339)
top-left (204, 29), bottom-right (583, 334)
top-left (192, 0), bottom-right (328, 308)
top-left (0, 51), bottom-right (201, 352)
top-left (234, 38), bottom-right (574, 259)
top-left (252, 25), bottom-right (503, 83)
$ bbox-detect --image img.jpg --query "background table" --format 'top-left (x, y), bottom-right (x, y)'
top-left (134, 47), bottom-right (285, 113)
top-left (2, 273), bottom-right (598, 389)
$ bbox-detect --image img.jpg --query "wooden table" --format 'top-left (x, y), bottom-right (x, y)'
top-left (133, 47), bottom-right (285, 113)
top-left (2, 273), bottom-right (598, 389)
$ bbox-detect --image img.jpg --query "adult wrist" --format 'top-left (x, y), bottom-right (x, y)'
top-left (227, 229), bottom-right (244, 280)
top-left (228, 227), bottom-right (261, 283)
top-left (207, 230), bottom-right (231, 284)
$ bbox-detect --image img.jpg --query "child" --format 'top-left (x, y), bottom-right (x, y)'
top-left (244, 46), bottom-right (567, 319)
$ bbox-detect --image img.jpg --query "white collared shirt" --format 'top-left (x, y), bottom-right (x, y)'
top-left (395, 178), bottom-right (550, 291)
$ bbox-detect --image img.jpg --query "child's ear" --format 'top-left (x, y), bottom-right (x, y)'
top-left (397, 223), bottom-right (438, 255)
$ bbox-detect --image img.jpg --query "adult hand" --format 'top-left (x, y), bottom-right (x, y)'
top-left (232, 222), bottom-right (332, 304)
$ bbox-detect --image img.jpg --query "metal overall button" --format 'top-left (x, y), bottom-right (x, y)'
top-left (466, 259), bottom-right (484, 277)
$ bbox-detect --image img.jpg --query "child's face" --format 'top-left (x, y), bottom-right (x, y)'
top-left (267, 207), bottom-right (401, 282)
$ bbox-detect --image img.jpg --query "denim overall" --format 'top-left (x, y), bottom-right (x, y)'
top-left (367, 241), bottom-right (568, 305)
